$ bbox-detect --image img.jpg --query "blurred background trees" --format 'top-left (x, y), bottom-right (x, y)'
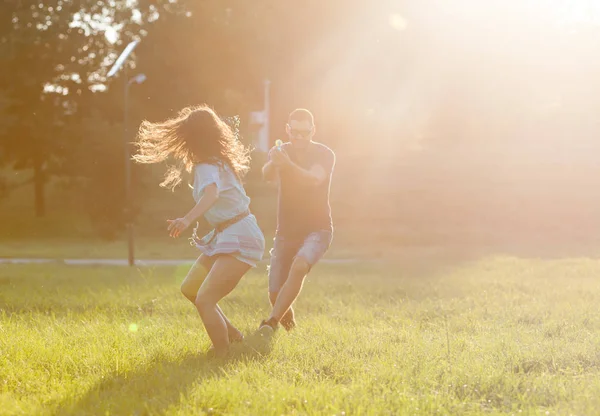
top-left (2, 0), bottom-right (600, 248)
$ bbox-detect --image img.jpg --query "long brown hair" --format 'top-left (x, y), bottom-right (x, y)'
top-left (132, 105), bottom-right (251, 189)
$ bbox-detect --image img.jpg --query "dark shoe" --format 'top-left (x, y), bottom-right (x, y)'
top-left (258, 318), bottom-right (278, 336)
top-left (280, 315), bottom-right (296, 331)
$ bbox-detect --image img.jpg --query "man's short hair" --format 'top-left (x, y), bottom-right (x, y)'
top-left (288, 108), bottom-right (314, 126)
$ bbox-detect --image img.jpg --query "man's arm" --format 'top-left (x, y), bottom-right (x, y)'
top-left (276, 148), bottom-right (335, 187)
top-left (280, 162), bottom-right (326, 187)
top-left (262, 146), bottom-right (282, 183)
top-left (262, 160), bottom-right (279, 183)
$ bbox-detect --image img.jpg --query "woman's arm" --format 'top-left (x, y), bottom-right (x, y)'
top-left (167, 183), bottom-right (218, 238)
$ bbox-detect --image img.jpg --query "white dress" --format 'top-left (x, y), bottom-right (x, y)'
top-left (192, 162), bottom-right (265, 267)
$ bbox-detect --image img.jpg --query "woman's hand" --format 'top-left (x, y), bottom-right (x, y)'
top-left (167, 217), bottom-right (191, 238)
top-left (168, 184), bottom-right (218, 239)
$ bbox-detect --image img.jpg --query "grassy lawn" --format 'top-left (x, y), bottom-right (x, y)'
top-left (0, 235), bottom-right (365, 261)
top-left (2, 256), bottom-right (600, 415)
top-left (0, 238), bottom-right (223, 261)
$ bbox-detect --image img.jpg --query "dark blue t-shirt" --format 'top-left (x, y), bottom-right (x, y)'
top-left (277, 141), bottom-right (335, 239)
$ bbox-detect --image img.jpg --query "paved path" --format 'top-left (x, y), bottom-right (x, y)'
top-left (0, 258), bottom-right (363, 267)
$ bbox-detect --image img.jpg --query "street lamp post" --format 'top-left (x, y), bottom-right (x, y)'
top-left (107, 40), bottom-right (146, 266)
top-left (123, 73), bottom-right (146, 266)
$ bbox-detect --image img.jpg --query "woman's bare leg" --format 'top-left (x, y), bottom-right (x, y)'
top-left (181, 255), bottom-right (244, 340)
top-left (193, 256), bottom-right (251, 356)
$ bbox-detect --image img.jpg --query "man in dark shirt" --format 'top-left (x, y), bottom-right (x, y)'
top-left (259, 108), bottom-right (335, 332)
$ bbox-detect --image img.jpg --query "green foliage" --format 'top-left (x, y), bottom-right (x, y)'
top-left (0, 1), bottom-right (175, 216)
top-left (67, 111), bottom-right (127, 239)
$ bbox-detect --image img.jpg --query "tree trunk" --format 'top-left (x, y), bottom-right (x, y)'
top-left (33, 153), bottom-right (45, 217)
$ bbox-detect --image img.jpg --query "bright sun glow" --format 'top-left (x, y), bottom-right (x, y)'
top-left (105, 26), bottom-right (118, 43)
top-left (307, 0), bottom-right (600, 164)
top-left (535, 0), bottom-right (600, 26)
top-left (388, 14), bottom-right (408, 31)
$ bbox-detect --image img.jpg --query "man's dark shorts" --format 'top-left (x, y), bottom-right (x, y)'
top-left (267, 230), bottom-right (333, 293)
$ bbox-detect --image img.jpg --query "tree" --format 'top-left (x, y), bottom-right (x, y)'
top-left (0, 1), bottom-right (175, 216)
top-left (0, 2), bottom-right (111, 215)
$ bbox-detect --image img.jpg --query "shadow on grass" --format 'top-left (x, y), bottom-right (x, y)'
top-left (51, 332), bottom-right (274, 416)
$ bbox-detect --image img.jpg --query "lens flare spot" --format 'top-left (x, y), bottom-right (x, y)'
top-left (389, 14), bottom-right (408, 31)
top-left (129, 323), bottom-right (139, 332)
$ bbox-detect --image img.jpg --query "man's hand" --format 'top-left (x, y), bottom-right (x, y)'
top-left (167, 217), bottom-right (191, 238)
top-left (262, 149), bottom-right (279, 183)
top-left (271, 147), bottom-right (291, 167)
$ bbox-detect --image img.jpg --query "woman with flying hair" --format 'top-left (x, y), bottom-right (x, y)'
top-left (133, 105), bottom-right (265, 358)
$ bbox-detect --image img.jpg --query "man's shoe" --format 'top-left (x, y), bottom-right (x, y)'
top-left (280, 315), bottom-right (296, 331)
top-left (258, 317), bottom-right (278, 336)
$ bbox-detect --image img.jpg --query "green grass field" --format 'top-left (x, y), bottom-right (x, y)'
top-left (2, 256), bottom-right (600, 415)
